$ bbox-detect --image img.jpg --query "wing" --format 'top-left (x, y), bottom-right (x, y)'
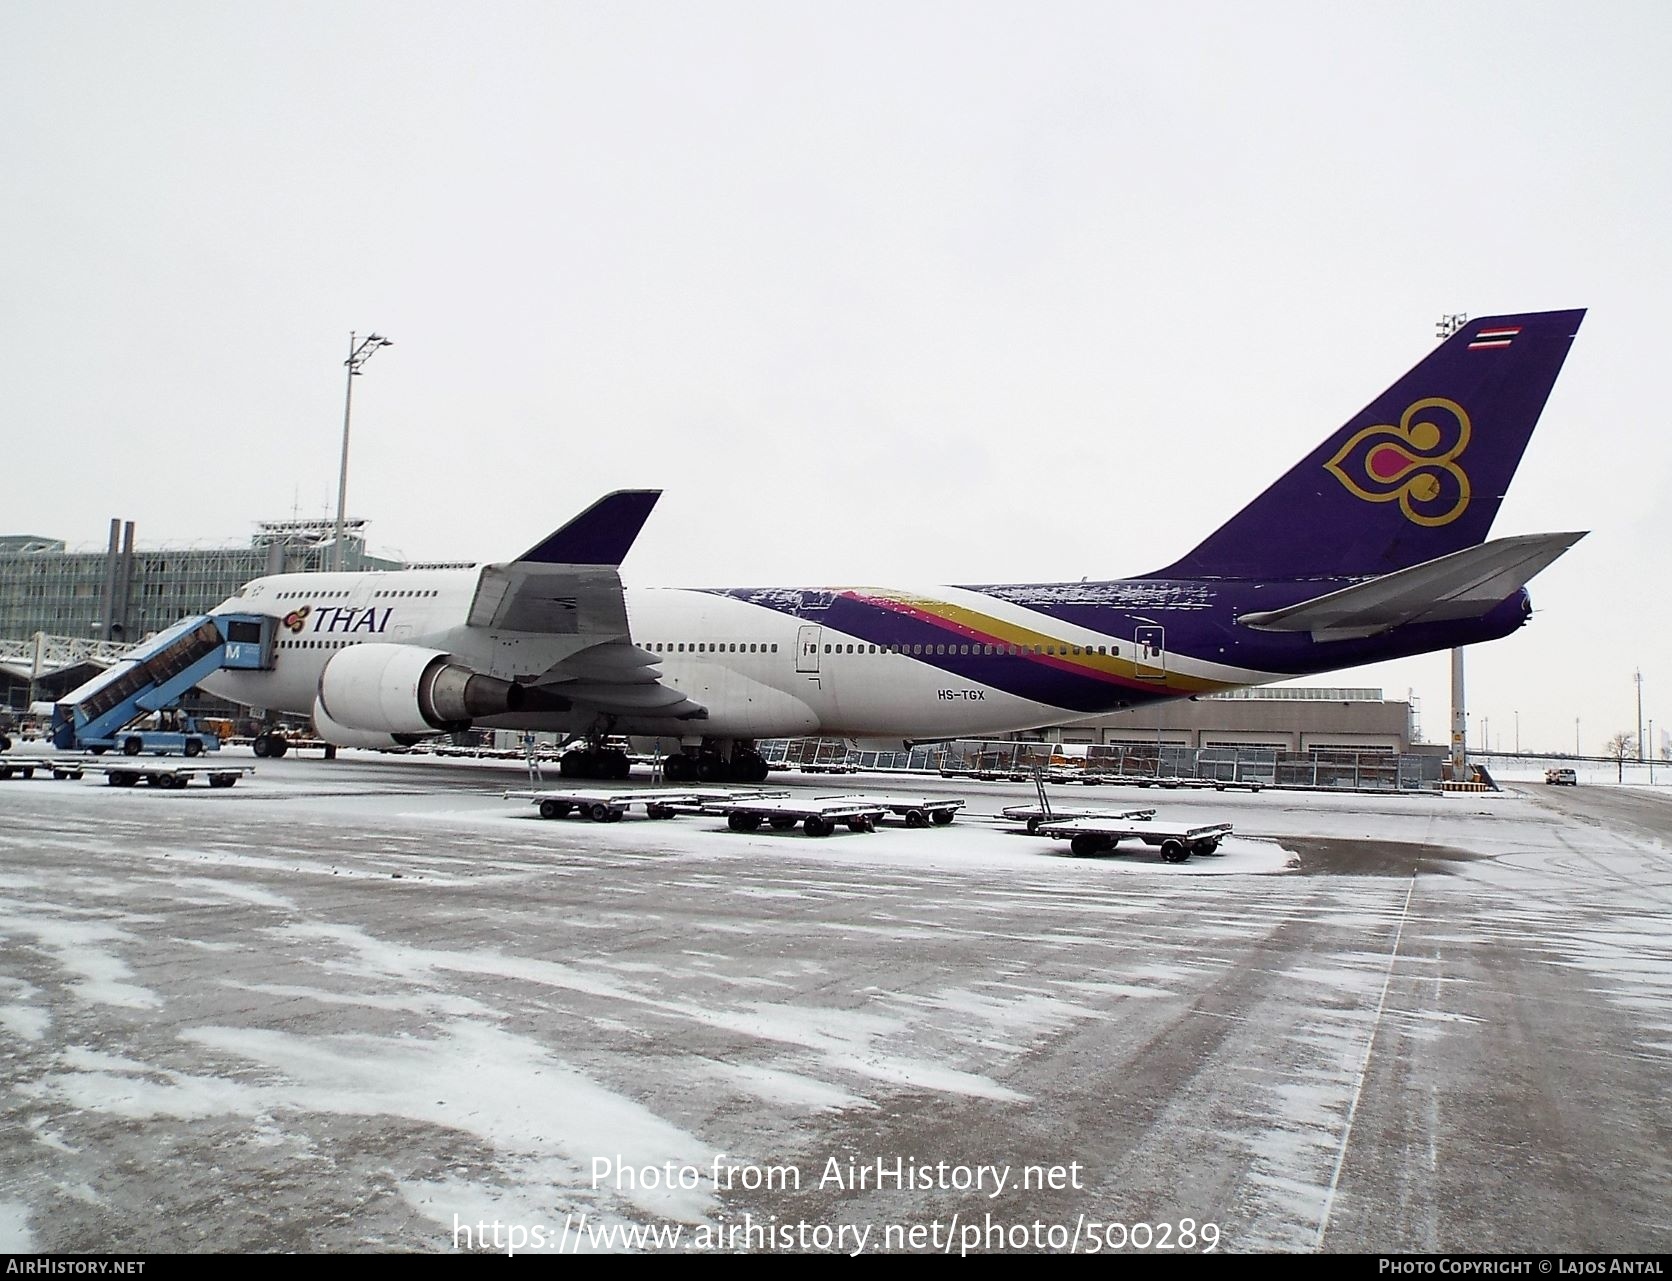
top-left (1235, 531), bottom-right (1585, 641)
top-left (468, 490), bottom-right (705, 720)
top-left (468, 490), bottom-right (660, 633)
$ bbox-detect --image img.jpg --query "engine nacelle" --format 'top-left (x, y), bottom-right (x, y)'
top-left (317, 643), bottom-right (523, 735)
top-left (312, 698), bottom-right (417, 750)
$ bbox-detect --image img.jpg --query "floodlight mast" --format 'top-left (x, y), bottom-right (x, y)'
top-left (333, 331), bottom-right (393, 572)
top-left (1436, 312), bottom-right (1469, 776)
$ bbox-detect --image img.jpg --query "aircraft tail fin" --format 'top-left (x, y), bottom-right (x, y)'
top-left (1153, 310), bottom-right (1585, 580)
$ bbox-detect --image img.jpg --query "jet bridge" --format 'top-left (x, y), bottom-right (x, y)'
top-left (51, 613), bottom-right (274, 751)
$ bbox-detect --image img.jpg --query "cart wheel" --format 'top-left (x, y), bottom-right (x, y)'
top-left (1026, 816), bottom-right (1042, 834)
top-left (1161, 838), bottom-right (1189, 863)
top-left (845, 816), bottom-right (873, 832)
top-left (931, 809), bottom-right (955, 825)
top-left (1070, 834), bottom-right (1103, 858)
top-left (769, 815), bottom-right (797, 831)
top-left (728, 812), bottom-right (750, 831)
top-left (904, 808), bottom-right (928, 828)
top-left (804, 815), bottom-right (833, 837)
top-left (109, 771), bottom-right (138, 787)
top-left (0, 766), bottom-right (11, 780)
top-left (589, 802), bottom-right (613, 822)
top-left (539, 799), bottom-right (561, 819)
top-left (209, 774), bottom-right (236, 788)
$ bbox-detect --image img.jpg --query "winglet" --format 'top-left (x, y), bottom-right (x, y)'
top-left (517, 490), bottom-right (662, 565)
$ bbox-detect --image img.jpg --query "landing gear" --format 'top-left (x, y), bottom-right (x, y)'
top-left (558, 746), bottom-right (630, 781)
top-left (251, 732), bottom-right (289, 759)
top-left (663, 742), bottom-right (768, 784)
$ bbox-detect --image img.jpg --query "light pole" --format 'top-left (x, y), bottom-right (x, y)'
top-left (1514, 710), bottom-right (1520, 756)
top-left (1636, 669), bottom-right (1645, 761)
top-left (334, 331), bottom-right (393, 571)
top-left (1437, 312), bottom-right (1469, 778)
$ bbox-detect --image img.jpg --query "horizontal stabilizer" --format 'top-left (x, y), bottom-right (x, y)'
top-left (1235, 532), bottom-right (1585, 640)
top-left (517, 490), bottom-right (661, 566)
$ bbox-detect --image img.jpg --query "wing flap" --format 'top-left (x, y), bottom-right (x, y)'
top-left (525, 640), bottom-right (707, 720)
top-left (1236, 531), bottom-right (1585, 641)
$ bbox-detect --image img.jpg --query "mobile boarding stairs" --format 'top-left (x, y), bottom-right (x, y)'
top-left (50, 613), bottom-right (274, 755)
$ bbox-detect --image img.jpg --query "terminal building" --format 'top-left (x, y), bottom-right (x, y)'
top-left (0, 518), bottom-right (400, 713)
top-left (1055, 685), bottom-right (1415, 754)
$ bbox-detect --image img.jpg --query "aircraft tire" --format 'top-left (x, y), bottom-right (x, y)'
top-left (252, 736), bottom-right (270, 758)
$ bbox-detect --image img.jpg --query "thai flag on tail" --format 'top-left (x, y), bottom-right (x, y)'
top-left (1469, 325), bottom-right (1521, 350)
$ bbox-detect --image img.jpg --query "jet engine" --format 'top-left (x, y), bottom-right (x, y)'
top-left (311, 698), bottom-right (421, 751)
top-left (316, 644), bottom-right (523, 736)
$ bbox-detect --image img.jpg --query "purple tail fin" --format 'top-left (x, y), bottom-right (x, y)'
top-left (1154, 309), bottom-right (1585, 580)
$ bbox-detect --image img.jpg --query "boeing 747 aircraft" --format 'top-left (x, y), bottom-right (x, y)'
top-left (200, 309), bottom-right (1586, 781)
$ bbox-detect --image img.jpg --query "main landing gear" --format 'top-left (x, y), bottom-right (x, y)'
top-left (661, 741), bottom-right (769, 784)
top-left (558, 744), bottom-right (631, 781)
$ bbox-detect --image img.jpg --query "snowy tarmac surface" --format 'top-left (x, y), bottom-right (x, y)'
top-left (1, 750), bottom-right (1668, 1253)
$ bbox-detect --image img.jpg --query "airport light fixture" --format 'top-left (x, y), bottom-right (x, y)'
top-left (333, 331), bottom-right (394, 572)
top-left (1636, 668), bottom-right (1645, 761)
top-left (1437, 313), bottom-right (1469, 775)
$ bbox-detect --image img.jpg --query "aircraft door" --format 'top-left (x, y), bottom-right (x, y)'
top-left (1135, 625), bottom-right (1166, 680)
top-left (347, 575), bottom-right (379, 610)
top-left (796, 625), bottom-right (822, 674)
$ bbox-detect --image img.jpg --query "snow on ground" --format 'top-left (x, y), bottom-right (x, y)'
top-left (0, 754), bottom-right (1668, 1251)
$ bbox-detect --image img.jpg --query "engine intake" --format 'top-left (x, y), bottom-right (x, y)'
top-left (318, 644), bottom-right (522, 735)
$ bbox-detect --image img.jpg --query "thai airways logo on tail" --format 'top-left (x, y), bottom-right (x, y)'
top-left (1323, 397), bottom-right (1472, 528)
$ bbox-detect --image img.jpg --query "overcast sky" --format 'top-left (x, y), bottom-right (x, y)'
top-left (4, 1), bottom-right (1668, 754)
